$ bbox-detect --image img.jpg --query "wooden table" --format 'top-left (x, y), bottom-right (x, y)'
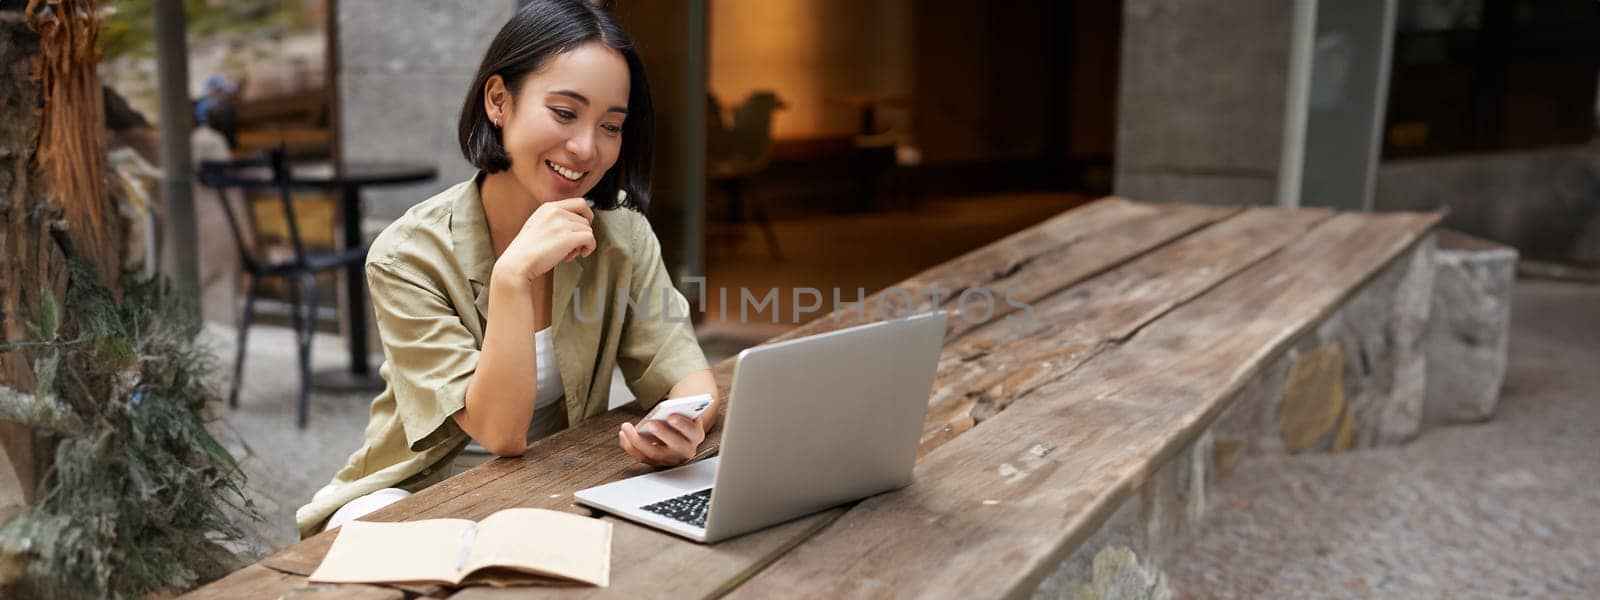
top-left (186, 198), bottom-right (1438, 599)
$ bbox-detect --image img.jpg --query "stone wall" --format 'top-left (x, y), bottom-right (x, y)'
top-left (336, 0), bottom-right (518, 222)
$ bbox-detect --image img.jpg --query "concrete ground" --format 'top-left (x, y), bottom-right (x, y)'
top-left (200, 324), bottom-right (387, 549)
top-left (1164, 279), bottom-right (1600, 598)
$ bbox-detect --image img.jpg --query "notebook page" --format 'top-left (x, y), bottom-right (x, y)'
top-left (463, 508), bottom-right (612, 587)
top-left (309, 518), bottom-right (476, 584)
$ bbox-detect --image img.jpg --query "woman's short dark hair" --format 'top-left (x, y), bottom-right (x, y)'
top-left (458, 0), bottom-right (653, 211)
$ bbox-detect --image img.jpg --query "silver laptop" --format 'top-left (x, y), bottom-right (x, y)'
top-left (574, 311), bottom-right (947, 543)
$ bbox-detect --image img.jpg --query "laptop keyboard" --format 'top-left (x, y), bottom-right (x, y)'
top-left (640, 488), bottom-right (712, 529)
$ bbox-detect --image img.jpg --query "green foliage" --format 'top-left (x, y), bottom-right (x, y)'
top-left (99, 0), bottom-right (324, 63)
top-left (35, 293), bottom-right (59, 343)
top-left (0, 260), bottom-right (259, 599)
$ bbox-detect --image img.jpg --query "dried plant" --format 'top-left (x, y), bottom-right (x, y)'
top-left (0, 261), bottom-right (260, 600)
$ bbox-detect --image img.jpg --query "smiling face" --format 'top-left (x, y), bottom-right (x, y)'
top-left (483, 41), bottom-right (631, 204)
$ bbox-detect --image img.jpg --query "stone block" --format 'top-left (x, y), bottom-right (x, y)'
top-left (1069, 547), bottom-right (1172, 600)
top-left (1279, 343), bottom-right (1348, 453)
top-left (1423, 230), bottom-right (1516, 426)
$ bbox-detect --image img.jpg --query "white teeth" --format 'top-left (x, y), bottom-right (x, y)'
top-left (546, 160), bottom-right (584, 181)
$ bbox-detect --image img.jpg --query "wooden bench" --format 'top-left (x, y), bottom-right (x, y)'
top-left (185, 198), bottom-right (1439, 599)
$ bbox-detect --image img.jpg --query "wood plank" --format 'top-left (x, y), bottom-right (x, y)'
top-left (899, 197), bottom-right (1163, 296)
top-left (181, 564), bottom-right (403, 600)
top-left (765, 200), bottom-right (1238, 346)
top-left (915, 207), bottom-right (1334, 457)
top-left (728, 211), bottom-right (1440, 598)
top-left (752, 197), bottom-right (1167, 346)
top-left (935, 203), bottom-right (1240, 340)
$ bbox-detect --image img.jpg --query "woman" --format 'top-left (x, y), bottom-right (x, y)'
top-left (296, 0), bottom-right (718, 538)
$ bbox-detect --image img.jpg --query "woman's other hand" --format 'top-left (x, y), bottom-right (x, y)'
top-left (618, 413), bottom-right (707, 467)
top-left (497, 198), bottom-right (595, 282)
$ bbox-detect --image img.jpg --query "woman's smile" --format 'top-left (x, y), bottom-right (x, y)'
top-left (546, 159), bottom-right (586, 181)
top-left (545, 159), bottom-right (587, 190)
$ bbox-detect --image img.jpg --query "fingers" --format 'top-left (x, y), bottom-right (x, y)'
top-left (550, 197), bottom-right (594, 224)
top-left (530, 201), bottom-right (597, 260)
top-left (563, 229), bottom-right (596, 260)
top-left (664, 414), bottom-right (706, 446)
top-left (642, 419), bottom-right (691, 448)
top-left (618, 428), bottom-right (649, 463)
top-left (620, 422), bottom-right (693, 467)
top-left (621, 423), bottom-right (676, 465)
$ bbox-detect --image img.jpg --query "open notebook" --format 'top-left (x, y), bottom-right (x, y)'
top-left (308, 508), bottom-right (611, 588)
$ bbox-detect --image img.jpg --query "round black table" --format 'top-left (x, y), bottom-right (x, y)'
top-left (220, 160), bottom-right (438, 391)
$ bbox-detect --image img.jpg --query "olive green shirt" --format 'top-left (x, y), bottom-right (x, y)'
top-left (295, 176), bottom-right (709, 538)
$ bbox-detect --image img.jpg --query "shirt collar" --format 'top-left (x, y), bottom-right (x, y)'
top-left (452, 173), bottom-right (587, 323)
top-left (452, 173), bottom-right (496, 289)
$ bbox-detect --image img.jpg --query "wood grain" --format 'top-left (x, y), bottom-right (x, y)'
top-left (180, 564), bottom-right (403, 600)
top-left (729, 211), bottom-right (1440, 599)
top-left (915, 207), bottom-right (1334, 457)
top-left (768, 201), bottom-right (1238, 350)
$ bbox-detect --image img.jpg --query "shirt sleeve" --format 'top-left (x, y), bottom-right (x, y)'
top-left (616, 215), bottom-right (711, 409)
top-left (366, 259), bottom-right (475, 451)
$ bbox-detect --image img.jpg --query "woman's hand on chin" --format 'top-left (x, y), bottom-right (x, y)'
top-left (617, 413), bottom-right (706, 467)
top-left (496, 197), bottom-right (596, 282)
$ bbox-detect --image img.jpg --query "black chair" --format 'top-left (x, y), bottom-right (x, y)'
top-left (197, 148), bottom-right (367, 428)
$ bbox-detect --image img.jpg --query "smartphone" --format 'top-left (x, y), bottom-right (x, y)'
top-left (636, 394), bottom-right (713, 444)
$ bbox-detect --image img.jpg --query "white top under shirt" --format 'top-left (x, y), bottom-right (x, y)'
top-left (462, 326), bottom-right (565, 454)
